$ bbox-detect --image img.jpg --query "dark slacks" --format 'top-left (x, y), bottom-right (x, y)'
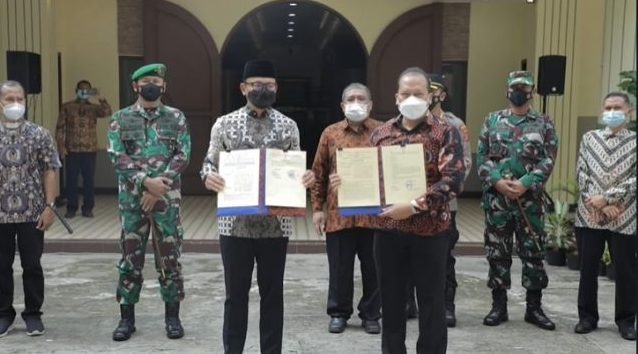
top-left (220, 235), bottom-right (288, 354)
top-left (576, 227), bottom-right (637, 327)
top-left (65, 152), bottom-right (96, 213)
top-left (326, 228), bottom-right (381, 321)
top-left (375, 230), bottom-right (448, 354)
top-left (0, 222), bottom-right (45, 320)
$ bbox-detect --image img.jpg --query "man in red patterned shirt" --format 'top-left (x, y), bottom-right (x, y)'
top-left (311, 83), bottom-right (382, 335)
top-left (369, 67), bottom-right (465, 354)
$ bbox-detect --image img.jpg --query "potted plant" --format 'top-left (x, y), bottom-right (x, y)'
top-left (549, 180), bottom-right (579, 213)
top-left (544, 200), bottom-right (573, 266)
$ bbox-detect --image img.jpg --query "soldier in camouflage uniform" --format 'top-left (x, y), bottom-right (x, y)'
top-left (476, 71), bottom-right (558, 331)
top-left (107, 63), bottom-right (191, 341)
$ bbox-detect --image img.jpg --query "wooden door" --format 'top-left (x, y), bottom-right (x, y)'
top-left (368, 4), bottom-right (443, 121)
top-left (143, 0), bottom-right (221, 194)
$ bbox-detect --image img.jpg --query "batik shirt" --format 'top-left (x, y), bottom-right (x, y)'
top-left (201, 106), bottom-right (301, 238)
top-left (107, 103), bottom-right (191, 211)
top-left (311, 118), bottom-right (382, 233)
top-left (56, 99), bottom-right (112, 152)
top-left (370, 114), bottom-right (466, 236)
top-left (476, 108), bottom-right (558, 209)
top-left (0, 120), bottom-right (61, 223)
top-left (575, 128), bottom-right (636, 235)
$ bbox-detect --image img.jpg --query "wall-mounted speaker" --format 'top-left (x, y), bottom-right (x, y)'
top-left (6, 51), bottom-right (42, 94)
top-left (537, 55), bottom-right (566, 96)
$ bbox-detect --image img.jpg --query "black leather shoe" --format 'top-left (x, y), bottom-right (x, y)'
top-left (165, 303), bottom-right (184, 339)
top-left (81, 210), bottom-right (94, 218)
top-left (574, 320), bottom-right (597, 334)
top-left (112, 318), bottom-right (136, 341)
top-left (445, 308), bottom-right (456, 328)
top-left (328, 317), bottom-right (347, 333)
top-left (112, 305), bottom-right (136, 341)
top-left (65, 211), bottom-right (76, 218)
top-left (483, 304), bottom-right (508, 326)
top-left (619, 325), bottom-right (637, 341)
top-left (166, 317), bottom-right (184, 339)
top-left (361, 319), bottom-right (380, 334)
top-left (524, 307), bottom-right (555, 330)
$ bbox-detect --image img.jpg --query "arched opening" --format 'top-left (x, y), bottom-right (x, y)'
top-left (221, 1), bottom-right (367, 166)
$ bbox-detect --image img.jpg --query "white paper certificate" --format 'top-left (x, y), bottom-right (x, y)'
top-left (336, 147), bottom-right (381, 207)
top-left (265, 149), bottom-right (307, 208)
top-left (381, 144), bottom-right (427, 205)
top-left (217, 149), bottom-right (260, 208)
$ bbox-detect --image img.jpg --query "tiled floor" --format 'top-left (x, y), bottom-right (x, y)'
top-left (46, 196), bottom-right (485, 243)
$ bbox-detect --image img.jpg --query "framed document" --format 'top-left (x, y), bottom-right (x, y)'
top-left (381, 144), bottom-right (427, 205)
top-left (265, 149), bottom-right (307, 208)
top-left (216, 148), bottom-right (308, 216)
top-left (336, 147), bottom-right (382, 216)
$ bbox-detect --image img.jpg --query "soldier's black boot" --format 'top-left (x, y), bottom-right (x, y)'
top-left (524, 290), bottom-right (555, 330)
top-left (112, 304), bottom-right (136, 341)
top-left (165, 302), bottom-right (184, 339)
top-left (483, 289), bottom-right (508, 326)
top-left (445, 287), bottom-right (456, 327)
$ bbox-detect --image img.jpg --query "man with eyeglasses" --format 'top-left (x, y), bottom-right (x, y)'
top-left (201, 59), bottom-right (315, 354)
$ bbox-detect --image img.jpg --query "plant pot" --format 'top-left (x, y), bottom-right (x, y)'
top-left (566, 253), bottom-right (580, 270)
top-left (545, 249), bottom-right (566, 266)
top-left (607, 263), bottom-right (616, 280)
top-left (598, 261), bottom-right (607, 276)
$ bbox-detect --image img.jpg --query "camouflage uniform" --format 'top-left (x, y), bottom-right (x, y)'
top-left (476, 108), bottom-right (558, 290)
top-left (107, 103), bottom-right (191, 304)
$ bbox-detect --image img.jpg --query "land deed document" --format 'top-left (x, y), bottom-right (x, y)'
top-left (217, 149), bottom-right (260, 208)
top-left (381, 144), bottom-right (427, 205)
top-left (265, 149), bottom-right (307, 208)
top-left (336, 147), bottom-right (381, 207)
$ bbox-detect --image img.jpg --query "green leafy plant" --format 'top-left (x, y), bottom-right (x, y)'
top-left (601, 243), bottom-right (612, 266)
top-left (549, 179), bottom-right (580, 208)
top-left (544, 200), bottom-right (575, 251)
top-left (618, 70), bottom-right (636, 131)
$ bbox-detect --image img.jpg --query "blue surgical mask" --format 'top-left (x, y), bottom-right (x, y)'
top-left (601, 110), bottom-right (627, 128)
top-left (77, 89), bottom-right (90, 100)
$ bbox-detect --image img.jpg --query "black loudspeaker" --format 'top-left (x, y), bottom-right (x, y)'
top-left (6, 51), bottom-right (42, 94)
top-left (537, 55), bottom-right (566, 96)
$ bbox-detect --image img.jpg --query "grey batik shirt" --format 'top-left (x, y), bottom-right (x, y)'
top-left (201, 106), bottom-right (301, 238)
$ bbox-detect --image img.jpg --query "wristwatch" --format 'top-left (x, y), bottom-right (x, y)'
top-left (46, 202), bottom-right (56, 209)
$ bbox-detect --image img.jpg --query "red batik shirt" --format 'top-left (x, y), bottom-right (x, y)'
top-left (311, 118), bottom-right (383, 233)
top-left (370, 114), bottom-right (466, 236)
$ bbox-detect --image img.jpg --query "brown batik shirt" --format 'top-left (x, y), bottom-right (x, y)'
top-left (311, 118), bottom-right (383, 233)
top-left (370, 114), bottom-right (466, 236)
top-left (56, 98), bottom-right (112, 153)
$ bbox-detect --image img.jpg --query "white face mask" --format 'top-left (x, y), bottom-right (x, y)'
top-left (2, 102), bottom-right (26, 121)
top-left (344, 103), bottom-right (368, 122)
top-left (398, 96), bottom-right (429, 120)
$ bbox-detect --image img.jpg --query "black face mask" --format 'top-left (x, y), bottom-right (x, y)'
top-left (139, 83), bottom-right (163, 102)
top-left (430, 95), bottom-right (442, 108)
top-left (508, 90), bottom-right (531, 107)
top-left (247, 87), bottom-right (276, 109)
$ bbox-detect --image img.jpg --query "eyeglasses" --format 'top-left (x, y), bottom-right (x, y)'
top-left (245, 82), bottom-right (277, 90)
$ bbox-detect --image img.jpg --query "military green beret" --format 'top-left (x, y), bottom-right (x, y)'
top-left (131, 63), bottom-right (167, 81)
top-left (507, 70), bottom-right (534, 87)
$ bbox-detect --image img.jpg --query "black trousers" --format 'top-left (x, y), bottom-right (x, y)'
top-left (408, 212), bottom-right (459, 308)
top-left (576, 227), bottom-right (637, 327)
top-left (220, 235), bottom-right (288, 354)
top-left (0, 222), bottom-right (44, 320)
top-left (375, 230), bottom-right (448, 354)
top-left (65, 152), bottom-right (96, 213)
top-left (326, 228), bottom-right (381, 321)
